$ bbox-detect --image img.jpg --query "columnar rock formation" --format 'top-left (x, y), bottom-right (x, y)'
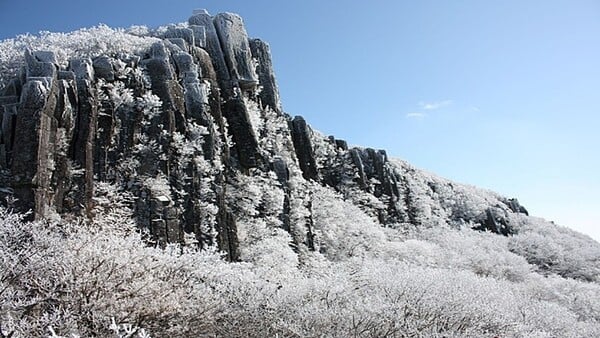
top-left (0, 11), bottom-right (529, 260)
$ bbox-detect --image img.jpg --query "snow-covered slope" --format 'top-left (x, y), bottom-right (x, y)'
top-left (1, 10), bottom-right (599, 337)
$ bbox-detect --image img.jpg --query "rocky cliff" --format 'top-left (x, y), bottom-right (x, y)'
top-left (0, 10), bottom-right (529, 261)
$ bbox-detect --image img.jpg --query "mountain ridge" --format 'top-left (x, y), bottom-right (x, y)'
top-left (1, 10), bottom-right (600, 337)
top-left (0, 11), bottom-right (533, 261)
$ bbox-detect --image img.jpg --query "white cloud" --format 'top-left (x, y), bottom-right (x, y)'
top-left (419, 100), bottom-right (453, 110)
top-left (405, 112), bottom-right (427, 118)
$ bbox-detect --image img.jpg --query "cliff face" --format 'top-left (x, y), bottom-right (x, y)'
top-left (0, 11), bottom-right (528, 260)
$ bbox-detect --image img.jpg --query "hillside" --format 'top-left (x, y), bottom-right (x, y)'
top-left (1, 10), bottom-right (599, 337)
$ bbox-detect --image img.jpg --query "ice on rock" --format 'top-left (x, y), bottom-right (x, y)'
top-left (213, 13), bottom-right (258, 89)
top-left (69, 58), bottom-right (95, 82)
top-left (188, 12), bottom-right (229, 84)
top-left (33, 51), bottom-right (59, 66)
top-left (189, 25), bottom-right (206, 48)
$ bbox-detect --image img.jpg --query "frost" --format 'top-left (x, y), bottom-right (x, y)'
top-left (0, 25), bottom-right (160, 88)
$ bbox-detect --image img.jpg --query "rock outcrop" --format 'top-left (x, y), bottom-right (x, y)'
top-left (0, 10), bottom-right (530, 261)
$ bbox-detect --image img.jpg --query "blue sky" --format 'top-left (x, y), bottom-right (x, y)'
top-left (1, 0), bottom-right (599, 241)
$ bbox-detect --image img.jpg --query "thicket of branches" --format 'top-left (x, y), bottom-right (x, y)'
top-left (1, 187), bottom-right (599, 337)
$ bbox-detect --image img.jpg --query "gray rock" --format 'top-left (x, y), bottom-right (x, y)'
top-left (145, 192), bottom-right (183, 245)
top-left (19, 79), bottom-right (49, 108)
top-left (11, 77), bottom-right (57, 217)
top-left (217, 191), bottom-right (240, 261)
top-left (167, 38), bottom-right (189, 51)
top-left (0, 145), bottom-right (5, 168)
top-left (52, 79), bottom-right (77, 213)
top-left (214, 13), bottom-right (258, 90)
top-left (69, 58), bottom-right (94, 82)
top-left (335, 139), bottom-right (348, 151)
top-left (271, 156), bottom-right (290, 186)
top-left (349, 148), bottom-right (370, 191)
top-left (149, 41), bottom-right (170, 60)
top-left (142, 55), bottom-right (187, 134)
top-left (192, 47), bottom-right (215, 80)
top-left (290, 116), bottom-right (318, 181)
top-left (117, 53), bottom-right (141, 68)
top-left (183, 79), bottom-right (214, 159)
top-left (58, 71), bottom-right (76, 81)
top-left (92, 56), bottom-right (114, 81)
top-left (161, 27), bottom-right (195, 48)
top-left (272, 157), bottom-right (291, 232)
top-left (505, 198), bottom-right (529, 215)
top-left (0, 96), bottom-right (19, 106)
top-left (223, 98), bottom-right (261, 168)
top-left (68, 58), bottom-right (97, 215)
top-left (474, 207), bottom-right (514, 236)
top-left (1, 104), bottom-right (18, 166)
top-left (189, 25), bottom-right (206, 48)
top-left (1, 78), bottom-right (22, 97)
top-left (173, 52), bottom-right (198, 79)
top-left (249, 39), bottom-right (282, 113)
top-left (25, 50), bottom-right (56, 79)
top-left (33, 51), bottom-right (59, 65)
top-left (181, 71), bottom-right (199, 84)
top-left (188, 13), bottom-right (230, 87)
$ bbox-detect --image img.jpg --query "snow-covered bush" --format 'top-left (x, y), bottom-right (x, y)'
top-left (509, 217), bottom-right (600, 282)
top-left (0, 25), bottom-right (159, 88)
top-left (414, 226), bottom-right (533, 282)
top-left (2, 205), bottom-right (600, 337)
top-left (310, 184), bottom-right (386, 260)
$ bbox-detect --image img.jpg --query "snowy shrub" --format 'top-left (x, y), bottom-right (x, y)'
top-left (417, 226), bottom-right (533, 282)
top-left (310, 185), bottom-right (386, 260)
top-left (0, 207), bottom-right (232, 337)
top-left (509, 217), bottom-right (600, 282)
top-left (1, 205), bottom-right (600, 337)
top-left (0, 25), bottom-right (159, 88)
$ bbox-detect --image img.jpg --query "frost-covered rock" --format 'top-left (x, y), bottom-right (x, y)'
top-left (213, 13), bottom-right (258, 90)
top-left (188, 11), bottom-right (230, 87)
top-left (250, 39), bottom-right (281, 113)
top-left (0, 10), bottom-right (535, 259)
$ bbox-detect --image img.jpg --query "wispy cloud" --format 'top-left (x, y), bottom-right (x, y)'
top-left (419, 100), bottom-right (453, 110)
top-left (405, 112), bottom-right (427, 119)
